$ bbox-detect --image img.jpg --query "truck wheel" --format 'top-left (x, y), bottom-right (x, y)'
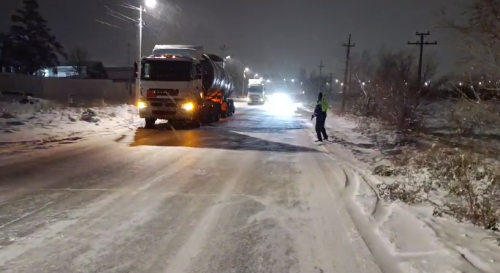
top-left (144, 118), bottom-right (156, 129)
top-left (199, 113), bottom-right (209, 125)
top-left (168, 119), bottom-right (179, 128)
top-left (190, 120), bottom-right (201, 128)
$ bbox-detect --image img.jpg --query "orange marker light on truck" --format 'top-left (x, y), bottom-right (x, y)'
top-left (181, 102), bottom-right (194, 111)
top-left (137, 101), bottom-right (147, 109)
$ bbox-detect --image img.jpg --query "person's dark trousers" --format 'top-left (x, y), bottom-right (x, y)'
top-left (315, 113), bottom-right (328, 141)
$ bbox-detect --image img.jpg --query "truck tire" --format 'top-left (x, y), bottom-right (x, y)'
top-left (189, 120), bottom-right (201, 128)
top-left (198, 112), bottom-right (210, 125)
top-left (168, 119), bottom-right (180, 128)
top-left (144, 118), bottom-right (156, 129)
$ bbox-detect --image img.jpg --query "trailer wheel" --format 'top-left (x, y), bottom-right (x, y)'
top-left (144, 118), bottom-right (156, 129)
top-left (230, 102), bottom-right (235, 114)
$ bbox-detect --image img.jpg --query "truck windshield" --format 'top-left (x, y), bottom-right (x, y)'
top-left (141, 60), bottom-right (192, 81)
top-left (249, 86), bottom-right (264, 93)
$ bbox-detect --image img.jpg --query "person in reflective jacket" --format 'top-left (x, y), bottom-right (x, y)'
top-left (311, 92), bottom-right (329, 142)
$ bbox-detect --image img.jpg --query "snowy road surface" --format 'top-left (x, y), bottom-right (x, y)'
top-left (0, 103), bottom-right (396, 273)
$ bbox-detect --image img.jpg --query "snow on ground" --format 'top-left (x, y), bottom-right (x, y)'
top-left (302, 104), bottom-right (500, 273)
top-left (296, 101), bottom-right (500, 273)
top-left (2, 95), bottom-right (499, 272)
top-left (0, 97), bottom-right (139, 150)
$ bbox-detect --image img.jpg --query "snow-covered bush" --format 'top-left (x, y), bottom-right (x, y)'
top-left (445, 97), bottom-right (500, 135)
top-left (378, 146), bottom-right (500, 230)
top-left (80, 108), bottom-right (100, 123)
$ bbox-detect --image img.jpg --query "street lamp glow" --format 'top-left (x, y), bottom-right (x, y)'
top-left (145, 0), bottom-right (157, 8)
top-left (244, 67), bottom-right (249, 72)
top-left (225, 56), bottom-right (231, 60)
top-left (254, 73), bottom-right (258, 77)
top-left (266, 79), bottom-right (270, 83)
top-left (291, 79), bottom-right (295, 82)
top-left (335, 79), bottom-right (339, 83)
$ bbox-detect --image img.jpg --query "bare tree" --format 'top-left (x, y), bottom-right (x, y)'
top-left (349, 50), bottom-right (376, 116)
top-left (442, 0), bottom-right (500, 77)
top-left (349, 48), bottom-right (441, 129)
top-left (67, 47), bottom-right (90, 76)
top-left (441, 0), bottom-right (500, 133)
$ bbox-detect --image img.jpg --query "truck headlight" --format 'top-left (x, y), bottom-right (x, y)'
top-left (181, 102), bottom-right (194, 111)
top-left (137, 101), bottom-right (147, 109)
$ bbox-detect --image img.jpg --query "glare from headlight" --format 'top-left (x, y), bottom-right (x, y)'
top-left (181, 102), bottom-right (194, 111)
top-left (137, 101), bottom-right (147, 109)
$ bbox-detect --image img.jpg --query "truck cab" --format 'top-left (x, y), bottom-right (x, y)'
top-left (247, 79), bottom-right (266, 105)
top-left (137, 55), bottom-right (202, 127)
top-left (136, 45), bottom-right (234, 128)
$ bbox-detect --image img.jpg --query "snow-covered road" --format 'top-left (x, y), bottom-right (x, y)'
top-left (0, 103), bottom-right (396, 273)
top-left (2, 102), bottom-right (498, 273)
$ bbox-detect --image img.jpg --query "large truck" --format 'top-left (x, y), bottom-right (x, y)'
top-left (247, 78), bottom-right (266, 105)
top-left (135, 45), bottom-right (235, 128)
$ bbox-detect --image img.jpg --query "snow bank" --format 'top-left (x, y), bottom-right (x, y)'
top-left (0, 97), bottom-right (140, 144)
top-left (318, 112), bottom-right (500, 273)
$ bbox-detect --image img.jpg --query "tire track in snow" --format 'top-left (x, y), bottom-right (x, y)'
top-left (314, 154), bottom-right (402, 273)
top-left (318, 137), bottom-right (455, 270)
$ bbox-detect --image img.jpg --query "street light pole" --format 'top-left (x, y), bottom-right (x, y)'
top-left (134, 0), bottom-right (156, 102)
top-left (137, 5), bottom-right (143, 79)
top-left (242, 68), bottom-right (249, 96)
top-left (135, 5), bottom-right (144, 103)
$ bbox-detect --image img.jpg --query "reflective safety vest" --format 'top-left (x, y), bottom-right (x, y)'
top-left (317, 98), bottom-right (329, 112)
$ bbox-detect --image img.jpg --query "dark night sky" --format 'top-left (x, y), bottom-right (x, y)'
top-left (1, 0), bottom-right (466, 78)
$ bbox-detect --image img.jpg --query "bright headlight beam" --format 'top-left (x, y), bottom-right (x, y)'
top-left (181, 102), bottom-right (194, 111)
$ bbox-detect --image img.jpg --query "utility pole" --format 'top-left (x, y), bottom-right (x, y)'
top-left (408, 31), bottom-right (437, 84)
top-left (328, 73), bottom-right (333, 94)
top-left (127, 42), bottom-right (131, 66)
top-left (220, 44), bottom-right (229, 58)
top-left (318, 60), bottom-right (324, 93)
top-left (341, 34), bottom-right (355, 111)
